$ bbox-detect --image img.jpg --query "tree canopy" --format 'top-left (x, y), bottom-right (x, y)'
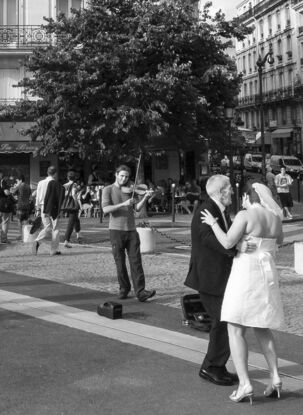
top-left (1, 0), bottom-right (250, 159)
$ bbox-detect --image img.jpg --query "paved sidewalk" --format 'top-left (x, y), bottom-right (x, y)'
top-left (0, 270), bottom-right (303, 415)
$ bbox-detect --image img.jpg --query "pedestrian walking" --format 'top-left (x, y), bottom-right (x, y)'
top-left (11, 174), bottom-right (32, 241)
top-left (33, 166), bottom-right (63, 256)
top-left (275, 167), bottom-right (293, 219)
top-left (0, 169), bottom-right (14, 243)
top-left (266, 166), bottom-right (279, 202)
top-left (101, 165), bottom-right (156, 302)
top-left (62, 171), bottom-right (81, 248)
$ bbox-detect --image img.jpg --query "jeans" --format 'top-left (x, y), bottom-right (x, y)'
top-left (0, 211), bottom-right (10, 242)
top-left (64, 210), bottom-right (80, 242)
top-left (35, 213), bottom-right (60, 254)
top-left (109, 230), bottom-right (145, 296)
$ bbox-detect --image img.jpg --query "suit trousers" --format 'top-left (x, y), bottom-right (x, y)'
top-left (109, 230), bottom-right (145, 296)
top-left (200, 292), bottom-right (230, 372)
top-left (36, 213), bottom-right (60, 254)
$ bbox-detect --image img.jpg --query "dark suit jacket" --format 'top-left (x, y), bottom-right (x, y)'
top-left (43, 180), bottom-right (63, 220)
top-left (184, 198), bottom-right (237, 297)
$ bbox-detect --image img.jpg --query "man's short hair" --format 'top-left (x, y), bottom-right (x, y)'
top-left (17, 173), bottom-right (25, 182)
top-left (115, 165), bottom-right (131, 175)
top-left (206, 175), bottom-right (230, 197)
top-left (47, 166), bottom-right (57, 176)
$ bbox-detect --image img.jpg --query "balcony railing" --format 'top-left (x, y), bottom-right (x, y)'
top-left (0, 25), bottom-right (51, 49)
top-left (238, 87), bottom-right (296, 108)
top-left (238, 0), bottom-right (285, 22)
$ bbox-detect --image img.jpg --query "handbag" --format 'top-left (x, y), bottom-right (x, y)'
top-left (30, 215), bottom-right (42, 234)
top-left (61, 184), bottom-right (79, 211)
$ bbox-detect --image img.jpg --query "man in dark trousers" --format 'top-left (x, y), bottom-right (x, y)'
top-left (102, 165), bottom-right (156, 302)
top-left (185, 174), bottom-right (238, 386)
top-left (33, 166), bottom-right (63, 256)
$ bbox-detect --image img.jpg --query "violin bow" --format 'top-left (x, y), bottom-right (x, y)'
top-left (132, 151), bottom-right (142, 199)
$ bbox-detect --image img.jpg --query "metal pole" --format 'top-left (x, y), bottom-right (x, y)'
top-left (229, 120), bottom-right (234, 186)
top-left (171, 183), bottom-right (176, 223)
top-left (297, 175), bottom-right (301, 203)
top-left (99, 187), bottom-right (103, 223)
top-left (236, 183), bottom-right (240, 213)
top-left (258, 66), bottom-right (266, 182)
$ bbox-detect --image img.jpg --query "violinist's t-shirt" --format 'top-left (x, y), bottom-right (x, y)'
top-left (102, 184), bottom-right (136, 231)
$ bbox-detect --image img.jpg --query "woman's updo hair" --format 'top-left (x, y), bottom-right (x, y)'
top-left (244, 180), bottom-right (261, 204)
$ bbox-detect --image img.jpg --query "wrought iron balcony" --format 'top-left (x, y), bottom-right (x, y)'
top-left (0, 25), bottom-right (51, 49)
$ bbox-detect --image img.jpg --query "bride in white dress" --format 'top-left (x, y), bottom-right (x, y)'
top-left (201, 182), bottom-right (284, 404)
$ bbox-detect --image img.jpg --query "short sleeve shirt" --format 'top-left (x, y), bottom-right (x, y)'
top-left (102, 184), bottom-right (136, 231)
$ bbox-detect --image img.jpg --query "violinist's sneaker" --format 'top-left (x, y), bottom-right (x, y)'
top-left (138, 290), bottom-right (156, 302)
top-left (64, 241), bottom-right (72, 248)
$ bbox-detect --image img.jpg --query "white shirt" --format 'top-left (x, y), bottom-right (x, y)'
top-left (211, 197), bottom-right (228, 230)
top-left (35, 176), bottom-right (54, 209)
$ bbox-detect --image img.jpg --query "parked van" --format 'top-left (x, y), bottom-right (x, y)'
top-left (244, 153), bottom-right (262, 172)
top-left (270, 155), bottom-right (303, 176)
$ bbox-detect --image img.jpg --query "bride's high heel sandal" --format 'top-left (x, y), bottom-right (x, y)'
top-left (264, 381), bottom-right (282, 399)
top-left (229, 385), bottom-right (254, 405)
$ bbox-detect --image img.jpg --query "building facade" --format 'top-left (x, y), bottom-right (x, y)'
top-left (236, 0), bottom-right (303, 157)
top-left (0, 0), bottom-right (85, 184)
top-left (0, 0), bottom-right (203, 185)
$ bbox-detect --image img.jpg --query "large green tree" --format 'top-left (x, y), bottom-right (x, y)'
top-left (1, 0), bottom-right (250, 159)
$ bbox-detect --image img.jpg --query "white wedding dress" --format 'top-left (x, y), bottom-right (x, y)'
top-left (221, 236), bottom-right (285, 329)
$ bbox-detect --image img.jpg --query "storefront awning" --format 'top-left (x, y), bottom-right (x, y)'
top-left (271, 128), bottom-right (293, 138)
top-left (0, 141), bottom-right (41, 153)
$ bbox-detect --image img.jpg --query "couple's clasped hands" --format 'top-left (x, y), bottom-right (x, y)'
top-left (201, 209), bottom-right (257, 253)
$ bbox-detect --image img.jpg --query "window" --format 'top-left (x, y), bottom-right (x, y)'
top-left (279, 72), bottom-right (284, 88)
top-left (254, 79), bottom-right (258, 94)
top-left (249, 81), bottom-right (253, 96)
top-left (0, 0), bottom-right (17, 25)
top-left (285, 5), bottom-right (291, 26)
top-left (26, 0), bottom-right (50, 25)
top-left (276, 10), bottom-right (281, 30)
top-left (248, 53), bottom-right (252, 71)
top-left (0, 69), bottom-right (23, 100)
top-left (260, 20), bottom-right (264, 38)
top-left (244, 83), bottom-right (247, 96)
top-left (288, 70), bottom-right (293, 87)
top-left (56, 0), bottom-right (82, 17)
top-left (268, 15), bottom-right (272, 35)
top-left (242, 55), bottom-right (246, 72)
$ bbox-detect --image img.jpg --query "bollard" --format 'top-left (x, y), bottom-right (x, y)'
top-left (171, 183), bottom-right (176, 223)
top-left (294, 242), bottom-right (303, 274)
top-left (297, 176), bottom-right (301, 203)
top-left (136, 227), bottom-right (156, 253)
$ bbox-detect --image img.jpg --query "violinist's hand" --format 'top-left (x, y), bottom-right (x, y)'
top-left (123, 198), bottom-right (136, 207)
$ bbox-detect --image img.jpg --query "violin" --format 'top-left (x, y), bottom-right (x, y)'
top-left (121, 184), bottom-right (154, 197)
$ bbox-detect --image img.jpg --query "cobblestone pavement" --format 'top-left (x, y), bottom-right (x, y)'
top-left (1, 236), bottom-right (303, 337)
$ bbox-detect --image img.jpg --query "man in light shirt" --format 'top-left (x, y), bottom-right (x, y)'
top-left (33, 166), bottom-right (63, 256)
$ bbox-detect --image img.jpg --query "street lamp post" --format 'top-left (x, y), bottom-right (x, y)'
top-left (225, 107), bottom-right (235, 186)
top-left (256, 45), bottom-right (274, 181)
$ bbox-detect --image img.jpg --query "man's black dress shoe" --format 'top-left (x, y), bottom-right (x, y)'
top-left (199, 368), bottom-right (234, 386)
top-left (118, 290), bottom-right (130, 300)
top-left (138, 289), bottom-right (156, 302)
top-left (223, 369), bottom-right (239, 383)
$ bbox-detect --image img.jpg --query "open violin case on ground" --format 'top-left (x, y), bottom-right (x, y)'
top-left (181, 294), bottom-right (211, 332)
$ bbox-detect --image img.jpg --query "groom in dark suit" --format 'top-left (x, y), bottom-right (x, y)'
top-left (185, 175), bottom-right (237, 386)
